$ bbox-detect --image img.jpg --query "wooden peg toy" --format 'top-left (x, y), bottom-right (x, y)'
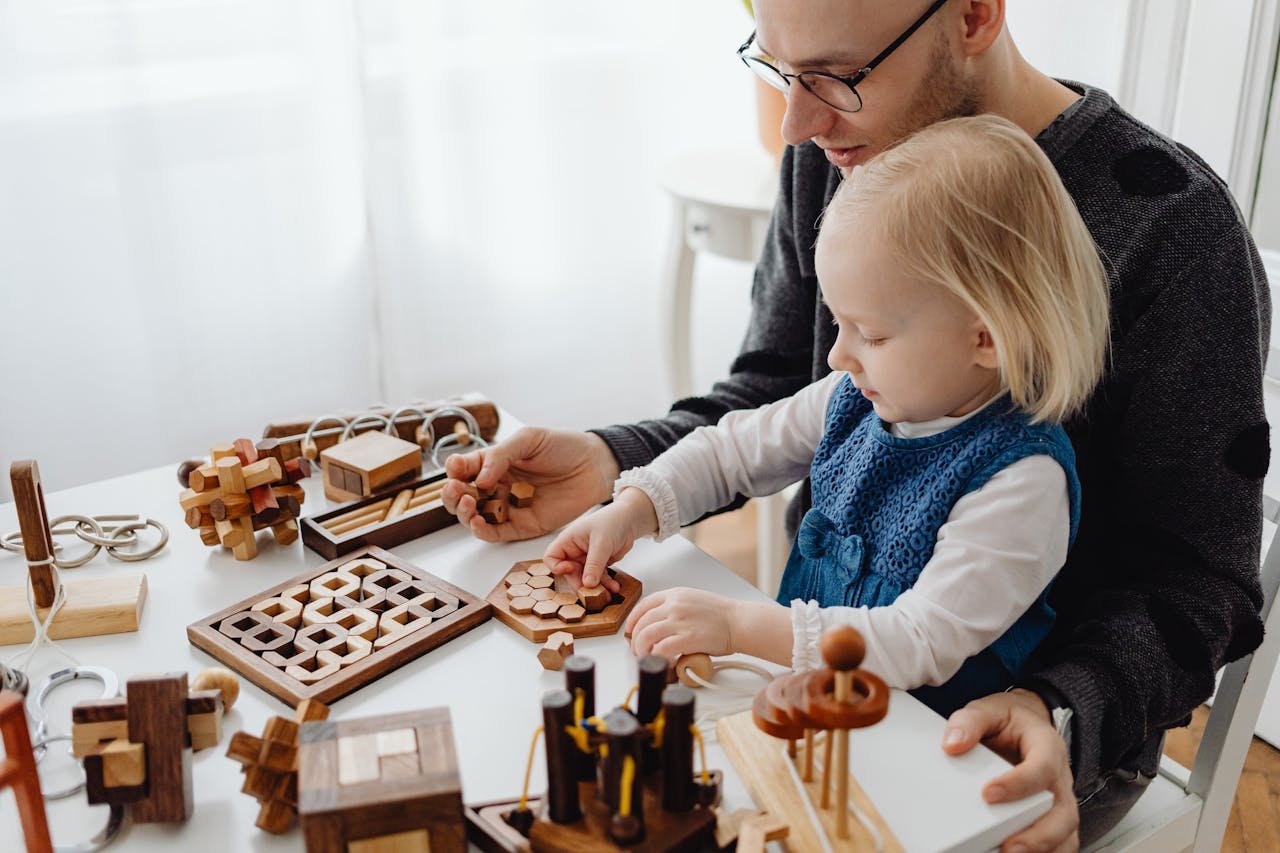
top-left (320, 431), bottom-right (422, 503)
top-left (178, 438), bottom-right (312, 560)
top-left (0, 460), bottom-right (147, 646)
top-left (226, 699), bottom-right (330, 834)
top-left (0, 690), bottom-right (52, 853)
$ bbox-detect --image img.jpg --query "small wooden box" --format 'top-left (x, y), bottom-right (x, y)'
top-left (301, 475), bottom-right (454, 560)
top-left (298, 707), bottom-right (465, 853)
top-left (320, 432), bottom-right (422, 503)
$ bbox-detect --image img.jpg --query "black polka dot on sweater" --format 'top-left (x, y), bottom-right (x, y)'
top-left (1113, 147), bottom-right (1189, 196)
top-left (1223, 422), bottom-right (1270, 480)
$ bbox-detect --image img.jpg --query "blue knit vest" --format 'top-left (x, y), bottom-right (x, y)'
top-left (776, 376), bottom-right (1081, 713)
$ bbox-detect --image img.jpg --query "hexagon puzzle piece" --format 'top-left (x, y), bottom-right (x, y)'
top-left (537, 632), bottom-right (575, 671)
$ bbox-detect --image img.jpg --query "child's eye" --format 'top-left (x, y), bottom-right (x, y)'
top-left (859, 334), bottom-right (886, 347)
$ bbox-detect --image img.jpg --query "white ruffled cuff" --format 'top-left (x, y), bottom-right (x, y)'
top-left (615, 468), bottom-right (681, 542)
top-left (790, 599), bottom-right (823, 671)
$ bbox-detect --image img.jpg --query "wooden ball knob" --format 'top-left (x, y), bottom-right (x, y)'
top-left (301, 437), bottom-right (319, 461)
top-left (819, 626), bottom-right (866, 671)
top-left (675, 653), bottom-right (714, 688)
top-left (177, 459), bottom-right (205, 488)
top-left (192, 666), bottom-right (240, 713)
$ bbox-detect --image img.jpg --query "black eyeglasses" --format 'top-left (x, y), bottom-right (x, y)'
top-left (737, 0), bottom-right (949, 113)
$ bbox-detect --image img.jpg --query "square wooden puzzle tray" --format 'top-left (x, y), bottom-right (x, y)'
top-left (188, 546), bottom-right (490, 707)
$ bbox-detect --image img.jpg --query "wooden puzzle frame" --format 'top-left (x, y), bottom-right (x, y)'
top-left (485, 561), bottom-right (642, 643)
top-left (187, 546), bottom-right (490, 707)
top-left (300, 474), bottom-right (454, 560)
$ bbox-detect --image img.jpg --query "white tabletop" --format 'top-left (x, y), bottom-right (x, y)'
top-left (659, 145), bottom-right (779, 214)
top-left (0, 437), bottom-right (1049, 851)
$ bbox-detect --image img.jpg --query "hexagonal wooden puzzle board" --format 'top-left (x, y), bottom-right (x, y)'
top-left (485, 559), bottom-right (641, 643)
top-left (187, 546), bottom-right (490, 707)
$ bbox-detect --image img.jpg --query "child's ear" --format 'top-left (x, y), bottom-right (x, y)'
top-left (974, 326), bottom-right (1000, 369)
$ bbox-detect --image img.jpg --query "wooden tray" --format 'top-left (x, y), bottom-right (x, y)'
top-left (301, 474), bottom-right (454, 560)
top-left (485, 561), bottom-right (642, 644)
top-left (187, 546), bottom-right (490, 707)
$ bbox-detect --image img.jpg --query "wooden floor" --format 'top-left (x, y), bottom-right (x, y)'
top-left (687, 502), bottom-right (1280, 852)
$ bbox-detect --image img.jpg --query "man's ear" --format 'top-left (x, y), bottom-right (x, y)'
top-left (974, 326), bottom-right (1000, 369)
top-left (956, 0), bottom-right (1005, 58)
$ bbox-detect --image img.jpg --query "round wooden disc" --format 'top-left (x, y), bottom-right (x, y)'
top-left (801, 668), bottom-right (889, 730)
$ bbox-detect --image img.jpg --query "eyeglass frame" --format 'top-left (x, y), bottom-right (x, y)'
top-left (736, 0), bottom-right (951, 113)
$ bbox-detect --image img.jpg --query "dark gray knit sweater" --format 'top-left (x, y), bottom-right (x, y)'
top-left (593, 84), bottom-right (1270, 797)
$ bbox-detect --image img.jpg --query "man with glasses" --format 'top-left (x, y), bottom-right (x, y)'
top-left (445, 2), bottom-right (1269, 848)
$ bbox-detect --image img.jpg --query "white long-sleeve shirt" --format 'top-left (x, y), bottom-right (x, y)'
top-left (616, 372), bottom-right (1070, 688)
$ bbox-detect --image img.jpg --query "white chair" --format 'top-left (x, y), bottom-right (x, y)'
top-left (1086, 517), bottom-right (1280, 852)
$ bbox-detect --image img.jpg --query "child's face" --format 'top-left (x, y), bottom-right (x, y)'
top-left (815, 223), bottom-right (1001, 424)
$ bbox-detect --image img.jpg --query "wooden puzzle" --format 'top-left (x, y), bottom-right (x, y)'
top-left (301, 475), bottom-right (452, 560)
top-left (187, 546), bottom-right (490, 707)
top-left (320, 431), bottom-right (422, 503)
top-left (178, 438), bottom-right (312, 561)
top-left (262, 394), bottom-right (500, 460)
top-left (486, 560), bottom-right (641, 643)
top-left (466, 654), bottom-right (726, 852)
top-left (298, 706), bottom-right (466, 853)
top-left (716, 626), bottom-right (901, 852)
top-left (0, 460), bottom-right (147, 646)
top-left (1, 690), bottom-right (52, 852)
top-left (537, 632), bottom-right (574, 671)
top-left (70, 672), bottom-right (226, 824)
top-left (226, 698), bottom-right (330, 833)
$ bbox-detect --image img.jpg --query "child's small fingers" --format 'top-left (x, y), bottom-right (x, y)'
top-left (623, 591), bottom-right (665, 635)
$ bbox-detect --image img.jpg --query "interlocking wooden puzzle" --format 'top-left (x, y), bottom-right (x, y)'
top-left (226, 698), bottom-right (330, 834)
top-left (178, 438), bottom-right (312, 560)
top-left (187, 546), bottom-right (490, 706)
top-left (485, 559), bottom-right (642, 643)
top-left (298, 706), bottom-right (466, 853)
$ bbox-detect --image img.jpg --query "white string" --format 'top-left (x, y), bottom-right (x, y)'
top-left (682, 660), bottom-right (776, 696)
top-left (8, 561), bottom-right (79, 673)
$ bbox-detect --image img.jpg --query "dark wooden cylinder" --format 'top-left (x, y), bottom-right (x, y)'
top-left (637, 654), bottom-right (669, 771)
top-left (564, 655), bottom-right (596, 781)
top-left (541, 690), bottom-right (582, 824)
top-left (603, 710), bottom-right (644, 827)
top-left (661, 685), bottom-right (696, 812)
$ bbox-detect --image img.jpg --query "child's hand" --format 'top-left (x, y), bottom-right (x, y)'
top-left (624, 587), bottom-right (741, 659)
top-left (543, 488), bottom-right (657, 589)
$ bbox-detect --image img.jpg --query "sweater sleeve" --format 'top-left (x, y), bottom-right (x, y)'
top-left (1017, 222), bottom-right (1269, 795)
top-left (616, 374), bottom-right (839, 541)
top-left (590, 144), bottom-right (825, 474)
top-left (789, 456), bottom-right (1070, 686)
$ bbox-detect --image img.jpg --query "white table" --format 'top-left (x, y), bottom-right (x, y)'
top-left (0, 436), bottom-right (1049, 851)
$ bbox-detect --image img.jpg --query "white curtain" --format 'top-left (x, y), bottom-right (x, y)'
top-left (0, 0), bottom-right (1130, 500)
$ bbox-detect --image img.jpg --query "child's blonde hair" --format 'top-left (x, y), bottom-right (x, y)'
top-left (822, 114), bottom-right (1110, 423)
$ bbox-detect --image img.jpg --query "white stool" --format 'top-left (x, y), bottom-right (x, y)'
top-left (659, 145), bottom-right (786, 595)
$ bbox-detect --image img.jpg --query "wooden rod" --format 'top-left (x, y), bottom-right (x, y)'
top-left (10, 461), bottom-right (57, 608)
top-left (382, 489), bottom-right (414, 522)
top-left (820, 728), bottom-right (834, 809)
top-left (321, 495), bottom-right (394, 530)
top-left (834, 671), bottom-right (852, 838)
top-left (803, 729), bottom-right (814, 782)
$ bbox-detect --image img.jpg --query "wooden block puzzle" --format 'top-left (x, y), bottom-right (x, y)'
top-left (301, 475), bottom-right (456, 560)
top-left (226, 698), bottom-right (330, 833)
top-left (537, 632), bottom-right (574, 671)
top-left (187, 546), bottom-right (491, 707)
top-left (486, 560), bottom-right (641, 644)
top-left (70, 673), bottom-right (226, 824)
top-left (320, 431), bottom-right (422, 503)
top-left (298, 706), bottom-right (465, 853)
top-left (178, 438), bottom-right (312, 561)
top-left (1, 690), bottom-right (52, 853)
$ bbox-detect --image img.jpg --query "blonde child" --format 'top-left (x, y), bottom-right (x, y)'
top-left (542, 114), bottom-right (1109, 715)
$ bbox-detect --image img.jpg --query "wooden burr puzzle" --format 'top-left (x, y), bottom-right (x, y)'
top-left (716, 626), bottom-right (902, 852)
top-left (297, 706), bottom-right (466, 852)
top-left (466, 654), bottom-right (748, 853)
top-left (486, 559), bottom-right (641, 643)
top-left (177, 438), bottom-right (312, 561)
top-left (70, 672), bottom-right (226, 824)
top-left (187, 546), bottom-right (490, 706)
top-left (226, 698), bottom-right (330, 834)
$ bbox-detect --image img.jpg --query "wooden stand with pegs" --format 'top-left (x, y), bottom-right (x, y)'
top-left (0, 460), bottom-right (147, 646)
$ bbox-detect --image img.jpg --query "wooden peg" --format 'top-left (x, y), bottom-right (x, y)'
top-left (820, 626), bottom-right (864, 839)
top-left (9, 460), bottom-right (57, 608)
top-left (452, 419), bottom-right (471, 446)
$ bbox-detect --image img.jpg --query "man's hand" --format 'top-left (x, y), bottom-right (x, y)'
top-left (943, 689), bottom-right (1079, 853)
top-left (441, 427), bottom-right (620, 542)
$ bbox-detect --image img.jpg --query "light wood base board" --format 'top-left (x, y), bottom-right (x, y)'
top-left (716, 710), bottom-right (902, 853)
top-left (0, 572), bottom-right (147, 645)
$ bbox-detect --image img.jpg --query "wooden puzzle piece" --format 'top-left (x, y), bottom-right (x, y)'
top-left (0, 691), bottom-right (53, 851)
top-left (227, 699), bottom-right (331, 834)
top-left (320, 431), bottom-right (422, 503)
top-left (479, 499), bottom-right (508, 525)
top-left (538, 632), bottom-right (575, 671)
top-left (577, 584), bottom-right (611, 613)
top-left (509, 481), bottom-right (535, 508)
